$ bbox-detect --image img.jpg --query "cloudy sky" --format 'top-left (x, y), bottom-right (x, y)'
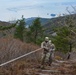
top-left (0, 0), bottom-right (76, 21)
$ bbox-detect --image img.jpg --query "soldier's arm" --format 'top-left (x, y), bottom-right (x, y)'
top-left (41, 42), bottom-right (48, 50)
top-left (41, 42), bottom-right (44, 48)
top-left (52, 44), bottom-right (55, 51)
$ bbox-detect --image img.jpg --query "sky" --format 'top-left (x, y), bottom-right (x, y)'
top-left (0, 0), bottom-right (76, 21)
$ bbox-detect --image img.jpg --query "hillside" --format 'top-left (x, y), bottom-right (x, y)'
top-left (25, 15), bottom-right (76, 35)
top-left (0, 21), bottom-right (15, 38)
top-left (9, 14), bottom-right (76, 29)
top-left (0, 14), bottom-right (76, 37)
top-left (0, 51), bottom-right (76, 75)
top-left (25, 17), bottom-right (51, 27)
top-left (0, 21), bottom-right (11, 26)
top-left (0, 23), bottom-right (76, 75)
top-left (0, 38), bottom-right (76, 75)
top-left (8, 14), bottom-right (76, 28)
top-left (0, 59), bottom-right (76, 75)
top-left (43, 14), bottom-right (76, 34)
top-left (25, 16), bottom-right (66, 28)
top-left (0, 38), bottom-right (40, 64)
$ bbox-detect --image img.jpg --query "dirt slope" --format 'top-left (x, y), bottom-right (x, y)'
top-left (0, 57), bottom-right (76, 75)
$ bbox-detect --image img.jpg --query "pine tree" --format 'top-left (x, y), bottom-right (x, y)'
top-left (14, 15), bottom-right (26, 41)
top-left (26, 18), bottom-right (44, 44)
top-left (53, 26), bottom-right (70, 53)
top-left (53, 15), bottom-right (76, 53)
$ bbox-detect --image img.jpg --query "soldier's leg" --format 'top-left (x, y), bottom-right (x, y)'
top-left (48, 52), bottom-right (52, 66)
top-left (41, 49), bottom-right (47, 69)
top-left (41, 53), bottom-right (46, 65)
top-left (52, 52), bottom-right (55, 60)
top-left (41, 53), bottom-right (47, 69)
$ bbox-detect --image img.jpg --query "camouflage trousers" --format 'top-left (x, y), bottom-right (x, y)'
top-left (41, 49), bottom-right (54, 66)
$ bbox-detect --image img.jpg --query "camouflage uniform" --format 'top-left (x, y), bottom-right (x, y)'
top-left (41, 41), bottom-right (51, 66)
top-left (41, 40), bottom-right (55, 66)
top-left (49, 43), bottom-right (55, 65)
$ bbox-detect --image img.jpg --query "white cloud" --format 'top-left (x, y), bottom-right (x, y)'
top-left (0, 0), bottom-right (76, 21)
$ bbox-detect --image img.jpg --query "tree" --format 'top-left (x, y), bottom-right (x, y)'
top-left (53, 6), bottom-right (76, 54)
top-left (14, 15), bottom-right (26, 41)
top-left (26, 18), bottom-right (44, 44)
top-left (53, 26), bottom-right (70, 53)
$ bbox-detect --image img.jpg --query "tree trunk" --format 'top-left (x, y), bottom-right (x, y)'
top-left (67, 43), bottom-right (72, 60)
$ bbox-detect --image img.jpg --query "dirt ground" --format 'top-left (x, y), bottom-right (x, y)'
top-left (0, 59), bottom-right (76, 75)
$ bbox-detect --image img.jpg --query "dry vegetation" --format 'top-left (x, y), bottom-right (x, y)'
top-left (0, 37), bottom-right (43, 75)
top-left (0, 57), bottom-right (76, 75)
top-left (0, 38), bottom-right (76, 75)
top-left (0, 37), bottom-right (41, 64)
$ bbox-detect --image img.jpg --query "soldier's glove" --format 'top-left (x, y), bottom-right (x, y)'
top-left (49, 49), bottom-right (53, 53)
top-left (43, 48), bottom-right (49, 54)
top-left (43, 47), bottom-right (48, 50)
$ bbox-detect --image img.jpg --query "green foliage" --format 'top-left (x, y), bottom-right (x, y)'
top-left (0, 24), bottom-right (16, 30)
top-left (53, 26), bottom-right (71, 53)
top-left (26, 18), bottom-right (44, 44)
top-left (65, 16), bottom-right (74, 28)
top-left (14, 15), bottom-right (26, 41)
top-left (57, 26), bottom-right (70, 36)
top-left (52, 13), bottom-right (76, 53)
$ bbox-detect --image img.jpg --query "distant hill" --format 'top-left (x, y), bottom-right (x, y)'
top-left (25, 16), bottom-right (67, 32)
top-left (1, 14), bottom-right (76, 37)
top-left (24, 17), bottom-right (66, 35)
top-left (9, 16), bottom-right (67, 29)
top-left (0, 21), bottom-right (11, 26)
top-left (9, 14), bottom-right (76, 28)
top-left (25, 17), bottom-right (51, 27)
top-left (0, 21), bottom-right (15, 38)
top-left (9, 17), bottom-right (51, 27)
top-left (43, 16), bottom-right (65, 34)
top-left (43, 14), bottom-right (76, 34)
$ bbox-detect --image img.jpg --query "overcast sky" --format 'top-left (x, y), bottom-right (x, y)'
top-left (0, 0), bottom-right (76, 21)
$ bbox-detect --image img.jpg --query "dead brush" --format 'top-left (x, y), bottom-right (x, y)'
top-left (0, 37), bottom-right (41, 64)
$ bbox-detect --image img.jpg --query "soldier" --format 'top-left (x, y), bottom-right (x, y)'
top-left (41, 37), bottom-right (55, 68)
top-left (41, 37), bottom-right (52, 68)
top-left (48, 41), bottom-right (55, 66)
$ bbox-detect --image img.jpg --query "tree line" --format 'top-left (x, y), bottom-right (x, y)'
top-left (14, 14), bottom-right (76, 54)
top-left (0, 12), bottom-right (76, 54)
top-left (14, 16), bottom-right (45, 45)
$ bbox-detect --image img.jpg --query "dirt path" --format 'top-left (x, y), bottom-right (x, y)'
top-left (0, 60), bottom-right (76, 75)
